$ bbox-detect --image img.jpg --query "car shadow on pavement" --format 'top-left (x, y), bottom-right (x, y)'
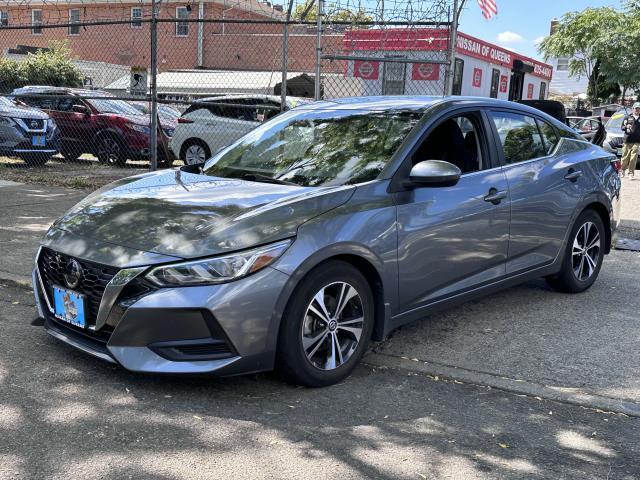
top-left (1, 286), bottom-right (639, 479)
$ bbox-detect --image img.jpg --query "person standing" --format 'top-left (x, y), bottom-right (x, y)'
top-left (620, 103), bottom-right (640, 178)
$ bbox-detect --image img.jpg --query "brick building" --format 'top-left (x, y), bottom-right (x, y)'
top-left (0, 0), bottom-right (340, 73)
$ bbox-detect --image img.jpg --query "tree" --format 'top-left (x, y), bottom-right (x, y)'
top-left (0, 41), bottom-right (82, 93)
top-left (596, 2), bottom-right (640, 102)
top-left (587, 59), bottom-right (621, 102)
top-left (292, 1), bottom-right (373, 23)
top-left (538, 7), bottom-right (620, 99)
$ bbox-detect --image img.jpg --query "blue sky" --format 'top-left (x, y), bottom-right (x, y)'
top-left (458, 0), bottom-right (622, 61)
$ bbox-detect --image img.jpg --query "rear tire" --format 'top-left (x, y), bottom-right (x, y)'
top-left (276, 260), bottom-right (375, 387)
top-left (546, 209), bottom-right (605, 293)
top-left (21, 154), bottom-right (51, 167)
top-left (180, 139), bottom-right (210, 166)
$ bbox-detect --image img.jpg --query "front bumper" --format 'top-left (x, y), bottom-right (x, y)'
top-left (33, 252), bottom-right (290, 375)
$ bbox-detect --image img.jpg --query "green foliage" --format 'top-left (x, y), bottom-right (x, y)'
top-left (538, 7), bottom-right (620, 81)
top-left (0, 41), bottom-right (82, 93)
top-left (292, 1), bottom-right (373, 23)
top-left (588, 60), bottom-right (621, 101)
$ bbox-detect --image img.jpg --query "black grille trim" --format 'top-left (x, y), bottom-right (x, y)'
top-left (38, 247), bottom-right (119, 330)
top-left (149, 338), bottom-right (235, 362)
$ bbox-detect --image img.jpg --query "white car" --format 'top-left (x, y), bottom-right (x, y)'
top-left (170, 95), bottom-right (310, 165)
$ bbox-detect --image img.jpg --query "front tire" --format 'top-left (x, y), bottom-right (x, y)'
top-left (546, 209), bottom-right (605, 293)
top-left (95, 134), bottom-right (126, 167)
top-left (277, 261), bottom-right (375, 387)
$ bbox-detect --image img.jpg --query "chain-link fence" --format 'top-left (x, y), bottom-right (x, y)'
top-left (0, 0), bottom-right (454, 172)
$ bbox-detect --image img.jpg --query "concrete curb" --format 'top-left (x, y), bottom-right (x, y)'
top-left (364, 352), bottom-right (640, 418)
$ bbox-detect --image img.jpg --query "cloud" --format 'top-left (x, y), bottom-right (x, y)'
top-left (497, 31), bottom-right (524, 43)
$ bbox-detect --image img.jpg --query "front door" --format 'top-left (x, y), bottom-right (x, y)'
top-left (395, 110), bottom-right (510, 312)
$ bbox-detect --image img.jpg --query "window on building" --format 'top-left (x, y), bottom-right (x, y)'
top-left (68, 9), bottom-right (80, 35)
top-left (176, 7), bottom-right (189, 37)
top-left (556, 58), bottom-right (569, 71)
top-left (0, 11), bottom-right (8, 27)
top-left (490, 112), bottom-right (547, 164)
top-left (490, 69), bottom-right (500, 98)
top-left (131, 7), bottom-right (142, 28)
top-left (31, 9), bottom-right (42, 35)
top-left (452, 58), bottom-right (464, 96)
top-left (382, 59), bottom-right (406, 95)
top-left (539, 81), bottom-right (547, 100)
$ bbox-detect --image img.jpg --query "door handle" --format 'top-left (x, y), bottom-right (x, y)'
top-left (483, 188), bottom-right (507, 205)
top-left (564, 169), bottom-right (583, 182)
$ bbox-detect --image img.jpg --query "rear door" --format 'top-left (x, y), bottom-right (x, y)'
top-left (488, 110), bottom-right (584, 274)
top-left (53, 96), bottom-right (97, 151)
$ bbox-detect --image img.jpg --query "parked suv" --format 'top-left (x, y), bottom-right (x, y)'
top-left (12, 87), bottom-right (175, 167)
top-left (170, 95), bottom-right (310, 165)
top-left (0, 96), bottom-right (59, 165)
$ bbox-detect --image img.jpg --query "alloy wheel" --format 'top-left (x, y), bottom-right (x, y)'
top-left (301, 281), bottom-right (365, 371)
top-left (185, 144), bottom-right (206, 165)
top-left (572, 221), bottom-right (601, 281)
top-left (98, 137), bottom-right (122, 165)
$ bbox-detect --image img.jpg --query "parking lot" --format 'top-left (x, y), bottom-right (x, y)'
top-left (0, 177), bottom-right (639, 479)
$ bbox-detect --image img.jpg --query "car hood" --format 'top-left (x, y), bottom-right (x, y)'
top-left (1, 103), bottom-right (49, 120)
top-left (48, 170), bottom-right (355, 259)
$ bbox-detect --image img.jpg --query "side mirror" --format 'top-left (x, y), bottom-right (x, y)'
top-left (405, 160), bottom-right (461, 188)
top-left (72, 104), bottom-right (90, 115)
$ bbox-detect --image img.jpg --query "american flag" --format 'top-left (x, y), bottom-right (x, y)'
top-left (477, 0), bottom-right (498, 20)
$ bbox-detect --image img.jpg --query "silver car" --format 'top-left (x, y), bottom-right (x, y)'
top-left (33, 96), bottom-right (621, 386)
top-left (0, 96), bottom-right (59, 165)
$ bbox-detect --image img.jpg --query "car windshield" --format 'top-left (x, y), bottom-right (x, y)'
top-left (202, 108), bottom-right (422, 187)
top-left (87, 98), bottom-right (143, 116)
top-left (605, 114), bottom-right (625, 131)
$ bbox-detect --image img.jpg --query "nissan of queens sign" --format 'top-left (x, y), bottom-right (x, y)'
top-left (130, 67), bottom-right (148, 96)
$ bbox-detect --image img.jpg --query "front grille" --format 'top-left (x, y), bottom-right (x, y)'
top-left (38, 247), bottom-right (118, 331)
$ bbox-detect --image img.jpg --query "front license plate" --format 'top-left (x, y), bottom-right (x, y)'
top-left (32, 135), bottom-right (46, 146)
top-left (53, 286), bottom-right (86, 328)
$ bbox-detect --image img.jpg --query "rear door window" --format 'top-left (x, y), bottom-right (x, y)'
top-left (490, 112), bottom-right (546, 164)
top-left (536, 118), bottom-right (560, 155)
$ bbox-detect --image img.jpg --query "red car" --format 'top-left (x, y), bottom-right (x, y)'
top-left (12, 87), bottom-right (175, 167)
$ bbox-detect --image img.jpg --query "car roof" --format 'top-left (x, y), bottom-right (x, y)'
top-left (195, 94), bottom-right (309, 104)
top-left (12, 86), bottom-right (112, 97)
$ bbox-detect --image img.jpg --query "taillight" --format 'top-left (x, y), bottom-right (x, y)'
top-left (178, 118), bottom-right (194, 124)
top-left (611, 159), bottom-right (621, 172)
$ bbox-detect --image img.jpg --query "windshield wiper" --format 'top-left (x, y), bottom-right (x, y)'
top-left (241, 173), bottom-right (298, 186)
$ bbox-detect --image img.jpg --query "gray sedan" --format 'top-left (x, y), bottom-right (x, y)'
top-left (33, 96), bottom-right (621, 387)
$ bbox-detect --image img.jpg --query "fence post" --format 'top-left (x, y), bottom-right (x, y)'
top-left (281, 0), bottom-right (294, 112)
top-left (314, 0), bottom-right (323, 100)
top-left (149, 0), bottom-right (159, 171)
top-left (445, 0), bottom-right (459, 96)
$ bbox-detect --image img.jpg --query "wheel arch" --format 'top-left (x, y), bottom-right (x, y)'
top-left (582, 201), bottom-right (612, 254)
top-left (269, 247), bottom-right (391, 358)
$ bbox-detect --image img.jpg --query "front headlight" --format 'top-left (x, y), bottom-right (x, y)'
top-left (0, 116), bottom-right (16, 126)
top-left (125, 122), bottom-right (151, 134)
top-left (146, 239), bottom-right (292, 287)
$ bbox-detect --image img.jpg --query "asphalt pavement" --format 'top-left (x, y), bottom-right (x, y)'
top-left (1, 176), bottom-right (640, 479)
